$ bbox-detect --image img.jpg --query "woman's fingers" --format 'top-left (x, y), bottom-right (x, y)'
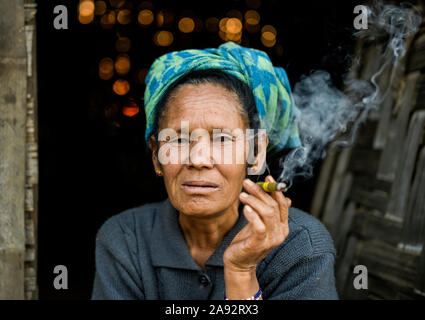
top-left (240, 177), bottom-right (291, 246)
top-left (265, 175), bottom-right (291, 224)
top-left (243, 205), bottom-right (266, 237)
top-left (242, 178), bottom-right (276, 208)
top-left (238, 177), bottom-right (291, 259)
top-left (241, 177), bottom-right (290, 224)
top-left (239, 189), bottom-right (280, 228)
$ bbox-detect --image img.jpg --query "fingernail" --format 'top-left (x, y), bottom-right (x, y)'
top-left (245, 179), bottom-right (254, 186)
top-left (245, 205), bottom-right (253, 212)
top-left (240, 192), bottom-right (248, 198)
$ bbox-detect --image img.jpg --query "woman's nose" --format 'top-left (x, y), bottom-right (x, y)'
top-left (188, 139), bottom-right (214, 169)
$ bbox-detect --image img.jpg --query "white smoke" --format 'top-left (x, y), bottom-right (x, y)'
top-left (278, 2), bottom-right (422, 187)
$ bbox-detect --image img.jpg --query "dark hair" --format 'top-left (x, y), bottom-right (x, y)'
top-left (149, 69), bottom-right (260, 141)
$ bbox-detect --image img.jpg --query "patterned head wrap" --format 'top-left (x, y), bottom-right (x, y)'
top-left (144, 42), bottom-right (301, 152)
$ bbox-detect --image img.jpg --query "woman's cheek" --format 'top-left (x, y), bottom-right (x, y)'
top-left (162, 165), bottom-right (180, 193)
top-left (214, 138), bottom-right (246, 166)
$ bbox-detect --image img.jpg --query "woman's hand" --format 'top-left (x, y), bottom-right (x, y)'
top-left (223, 175), bottom-right (291, 273)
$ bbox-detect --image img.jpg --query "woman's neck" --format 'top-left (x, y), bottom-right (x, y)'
top-left (178, 202), bottom-right (240, 250)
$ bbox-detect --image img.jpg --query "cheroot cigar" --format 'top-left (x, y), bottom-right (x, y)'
top-left (256, 181), bottom-right (287, 192)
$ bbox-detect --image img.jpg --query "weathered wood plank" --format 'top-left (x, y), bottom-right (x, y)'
top-left (377, 72), bottom-right (421, 182)
top-left (359, 44), bottom-right (383, 82)
top-left (322, 18), bottom-right (425, 302)
top-left (351, 209), bottom-right (402, 246)
top-left (355, 239), bottom-right (420, 289)
top-left (373, 91), bottom-right (395, 149)
top-left (419, 247), bottom-right (425, 294)
top-left (323, 172), bottom-right (353, 235)
top-left (24, 248), bottom-right (35, 262)
top-left (365, 274), bottom-right (404, 299)
top-left (368, 62), bottom-right (392, 122)
top-left (386, 111), bottom-right (425, 222)
top-left (348, 147), bottom-right (381, 175)
top-left (353, 120), bottom-right (378, 149)
top-left (310, 147), bottom-right (337, 219)
top-left (399, 146), bottom-right (425, 250)
top-left (335, 235), bottom-right (359, 296)
top-left (23, 1), bottom-right (38, 299)
top-left (24, 214), bottom-right (35, 245)
top-left (0, 249), bottom-right (25, 298)
top-left (352, 173), bottom-right (392, 193)
top-left (346, 272), bottom-right (425, 300)
top-left (331, 173), bottom-right (353, 240)
top-left (349, 187), bottom-right (388, 214)
top-left (413, 74), bottom-right (425, 112)
top-left (373, 53), bottom-right (406, 149)
top-left (406, 30), bottom-right (425, 73)
top-left (0, 0), bottom-right (27, 300)
top-left (334, 201), bottom-right (356, 255)
top-left (322, 148), bottom-right (352, 230)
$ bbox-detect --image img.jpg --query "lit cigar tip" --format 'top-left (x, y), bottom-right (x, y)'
top-left (255, 181), bottom-right (288, 192)
top-left (277, 182), bottom-right (287, 189)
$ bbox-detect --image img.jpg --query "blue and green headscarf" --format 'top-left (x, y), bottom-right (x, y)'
top-left (143, 42), bottom-right (301, 152)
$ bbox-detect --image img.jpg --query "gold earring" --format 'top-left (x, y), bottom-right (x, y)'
top-left (248, 163), bottom-right (257, 174)
top-left (155, 169), bottom-right (163, 176)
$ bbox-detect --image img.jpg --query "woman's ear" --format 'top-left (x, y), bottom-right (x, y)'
top-left (149, 136), bottom-right (162, 174)
top-left (247, 131), bottom-right (268, 176)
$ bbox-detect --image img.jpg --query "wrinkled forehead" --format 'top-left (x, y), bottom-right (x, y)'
top-left (159, 83), bottom-right (248, 131)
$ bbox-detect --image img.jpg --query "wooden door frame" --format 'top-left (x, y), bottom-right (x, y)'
top-left (0, 0), bottom-right (38, 299)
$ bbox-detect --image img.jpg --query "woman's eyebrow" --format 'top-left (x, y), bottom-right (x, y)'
top-left (215, 129), bottom-right (233, 134)
top-left (171, 127), bottom-right (241, 134)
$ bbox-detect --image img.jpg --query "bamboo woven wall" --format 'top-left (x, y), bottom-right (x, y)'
top-left (311, 3), bottom-right (425, 299)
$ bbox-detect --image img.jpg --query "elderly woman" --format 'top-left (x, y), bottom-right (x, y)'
top-left (91, 42), bottom-right (338, 300)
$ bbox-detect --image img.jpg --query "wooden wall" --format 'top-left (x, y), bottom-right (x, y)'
top-left (23, 0), bottom-right (39, 300)
top-left (312, 3), bottom-right (425, 299)
top-left (0, 0), bottom-right (38, 299)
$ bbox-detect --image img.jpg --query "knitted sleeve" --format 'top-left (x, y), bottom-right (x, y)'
top-left (91, 214), bottom-right (145, 300)
top-left (267, 252), bottom-right (338, 300)
top-left (258, 211), bottom-right (339, 300)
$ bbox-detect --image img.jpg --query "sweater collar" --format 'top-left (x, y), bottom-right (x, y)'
top-left (150, 199), bottom-right (247, 271)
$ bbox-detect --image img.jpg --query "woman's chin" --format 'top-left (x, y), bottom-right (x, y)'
top-left (177, 197), bottom-right (226, 217)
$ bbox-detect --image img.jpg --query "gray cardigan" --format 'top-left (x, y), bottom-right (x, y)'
top-left (91, 199), bottom-right (338, 299)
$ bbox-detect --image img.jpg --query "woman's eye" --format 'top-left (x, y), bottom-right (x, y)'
top-left (214, 135), bottom-right (233, 143)
top-left (179, 138), bottom-right (190, 144)
top-left (169, 137), bottom-right (189, 144)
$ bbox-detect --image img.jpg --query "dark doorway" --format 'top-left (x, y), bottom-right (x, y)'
top-left (36, 0), bottom-right (358, 299)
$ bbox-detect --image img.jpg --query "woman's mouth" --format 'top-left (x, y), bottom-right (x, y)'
top-left (181, 181), bottom-right (219, 194)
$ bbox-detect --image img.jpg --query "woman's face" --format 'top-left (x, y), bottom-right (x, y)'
top-left (152, 83), bottom-right (249, 217)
